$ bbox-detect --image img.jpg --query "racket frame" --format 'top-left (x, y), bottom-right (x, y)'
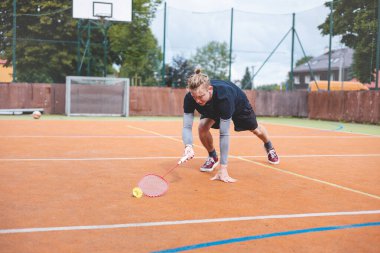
top-left (138, 173), bottom-right (169, 197)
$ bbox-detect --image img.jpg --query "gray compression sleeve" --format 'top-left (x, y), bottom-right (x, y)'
top-left (219, 118), bottom-right (231, 165)
top-left (182, 113), bottom-right (194, 146)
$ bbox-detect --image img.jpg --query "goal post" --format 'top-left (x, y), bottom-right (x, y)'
top-left (65, 76), bottom-right (130, 117)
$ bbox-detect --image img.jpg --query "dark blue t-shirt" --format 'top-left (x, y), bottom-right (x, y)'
top-left (183, 80), bottom-right (250, 120)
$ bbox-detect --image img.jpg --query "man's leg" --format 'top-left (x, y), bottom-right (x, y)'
top-left (198, 118), bottom-right (219, 172)
top-left (250, 124), bottom-right (270, 143)
top-left (198, 118), bottom-right (215, 152)
top-left (250, 124), bottom-right (280, 165)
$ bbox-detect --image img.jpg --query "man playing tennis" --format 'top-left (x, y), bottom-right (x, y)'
top-left (179, 68), bottom-right (279, 183)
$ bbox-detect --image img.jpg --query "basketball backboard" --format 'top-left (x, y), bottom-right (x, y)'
top-left (73, 0), bottom-right (132, 22)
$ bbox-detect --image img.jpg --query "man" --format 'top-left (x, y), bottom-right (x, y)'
top-left (179, 68), bottom-right (279, 183)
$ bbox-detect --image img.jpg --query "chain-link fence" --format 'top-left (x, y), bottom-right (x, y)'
top-left (151, 4), bottom-right (344, 89)
top-left (3, 2), bottom-right (378, 90)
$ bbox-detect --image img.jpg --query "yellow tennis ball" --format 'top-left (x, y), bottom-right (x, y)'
top-left (132, 187), bottom-right (143, 198)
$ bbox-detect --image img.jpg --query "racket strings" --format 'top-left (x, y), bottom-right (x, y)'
top-left (138, 174), bottom-right (168, 197)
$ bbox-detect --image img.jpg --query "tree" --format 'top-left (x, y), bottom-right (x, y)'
top-left (0, 0), bottom-right (80, 82)
top-left (295, 56), bottom-right (313, 67)
top-left (255, 84), bottom-right (280, 91)
top-left (190, 41), bottom-right (232, 80)
top-left (241, 67), bottom-right (252, 89)
top-left (109, 0), bottom-right (162, 85)
top-left (318, 0), bottom-right (377, 83)
top-left (165, 55), bottom-right (194, 87)
top-left (0, 0), bottom-right (162, 84)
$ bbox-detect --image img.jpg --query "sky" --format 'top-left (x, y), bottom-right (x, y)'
top-left (150, 0), bottom-right (343, 86)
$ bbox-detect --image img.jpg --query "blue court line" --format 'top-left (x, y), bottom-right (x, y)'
top-left (152, 221), bottom-right (380, 253)
top-left (320, 124), bottom-right (343, 132)
top-left (321, 124), bottom-right (344, 132)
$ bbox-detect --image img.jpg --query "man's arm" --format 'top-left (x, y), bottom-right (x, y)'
top-left (179, 113), bottom-right (195, 164)
top-left (182, 113), bottom-right (194, 145)
top-left (219, 118), bottom-right (231, 165)
top-left (211, 118), bottom-right (237, 182)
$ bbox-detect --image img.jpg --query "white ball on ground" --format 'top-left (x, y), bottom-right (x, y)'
top-left (32, 111), bottom-right (41, 119)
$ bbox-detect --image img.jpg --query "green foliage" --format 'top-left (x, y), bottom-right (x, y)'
top-left (295, 56), bottom-right (313, 67)
top-left (109, 0), bottom-right (162, 85)
top-left (318, 0), bottom-right (377, 83)
top-left (0, 0), bottom-right (79, 82)
top-left (241, 67), bottom-right (252, 89)
top-left (255, 84), bottom-right (281, 91)
top-left (165, 55), bottom-right (194, 87)
top-left (0, 0), bottom-right (162, 84)
top-left (190, 41), bottom-right (232, 80)
top-left (111, 23), bottom-right (162, 85)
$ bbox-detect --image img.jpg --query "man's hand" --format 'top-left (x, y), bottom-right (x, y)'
top-left (210, 164), bottom-right (237, 183)
top-left (178, 144), bottom-right (195, 164)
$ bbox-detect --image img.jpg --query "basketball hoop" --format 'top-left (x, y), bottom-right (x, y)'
top-left (72, 0), bottom-right (132, 23)
top-left (96, 15), bottom-right (108, 26)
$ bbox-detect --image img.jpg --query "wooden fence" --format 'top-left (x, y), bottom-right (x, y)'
top-left (0, 83), bottom-right (379, 124)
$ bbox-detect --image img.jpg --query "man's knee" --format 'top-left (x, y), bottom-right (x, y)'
top-left (251, 125), bottom-right (262, 135)
top-left (198, 122), bottom-right (209, 134)
top-left (198, 119), bottom-right (213, 134)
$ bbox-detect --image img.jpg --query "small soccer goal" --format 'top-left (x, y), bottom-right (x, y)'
top-left (65, 76), bottom-right (130, 117)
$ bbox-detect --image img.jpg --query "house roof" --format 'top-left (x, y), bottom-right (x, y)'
top-left (293, 48), bottom-right (353, 73)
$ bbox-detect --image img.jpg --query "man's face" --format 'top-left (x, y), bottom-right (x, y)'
top-left (190, 85), bottom-right (213, 106)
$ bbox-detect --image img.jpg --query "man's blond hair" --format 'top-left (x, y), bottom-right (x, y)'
top-left (186, 68), bottom-right (210, 90)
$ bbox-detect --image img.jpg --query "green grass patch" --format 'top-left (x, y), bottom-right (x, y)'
top-left (259, 117), bottom-right (380, 136)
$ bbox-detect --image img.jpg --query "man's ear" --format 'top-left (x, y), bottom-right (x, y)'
top-left (208, 85), bottom-right (213, 93)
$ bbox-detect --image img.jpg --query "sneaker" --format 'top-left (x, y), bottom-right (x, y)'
top-left (267, 148), bottom-right (280, 165)
top-left (200, 156), bottom-right (219, 172)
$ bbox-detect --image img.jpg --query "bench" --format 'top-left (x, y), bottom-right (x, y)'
top-left (0, 108), bottom-right (44, 115)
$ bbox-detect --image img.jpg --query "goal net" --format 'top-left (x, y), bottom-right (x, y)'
top-left (65, 76), bottom-right (130, 116)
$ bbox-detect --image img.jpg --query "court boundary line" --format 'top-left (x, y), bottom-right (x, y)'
top-left (232, 155), bottom-right (380, 200)
top-left (1, 210), bottom-right (379, 234)
top-left (152, 221), bottom-right (380, 253)
top-left (0, 135), bottom-right (379, 139)
top-left (1, 153), bottom-right (380, 162)
top-left (127, 125), bottom-right (380, 201)
top-left (260, 121), bottom-right (380, 137)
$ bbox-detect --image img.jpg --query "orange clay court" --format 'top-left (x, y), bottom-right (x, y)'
top-left (0, 117), bottom-right (379, 253)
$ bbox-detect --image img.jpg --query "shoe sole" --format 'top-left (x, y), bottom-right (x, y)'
top-left (268, 159), bottom-right (280, 165)
top-left (200, 161), bottom-right (219, 172)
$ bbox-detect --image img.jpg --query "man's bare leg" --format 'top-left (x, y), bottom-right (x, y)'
top-left (251, 123), bottom-right (279, 164)
top-left (250, 124), bottom-right (270, 143)
top-left (198, 118), bottom-right (216, 152)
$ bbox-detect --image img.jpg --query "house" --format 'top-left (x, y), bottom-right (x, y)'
top-left (293, 48), bottom-right (354, 89)
top-left (0, 59), bottom-right (13, 83)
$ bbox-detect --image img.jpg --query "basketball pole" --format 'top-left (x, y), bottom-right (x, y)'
top-left (12, 0), bottom-right (17, 82)
top-left (376, 0), bottom-right (380, 90)
top-left (327, 0), bottom-right (334, 92)
top-left (290, 13), bottom-right (295, 91)
top-left (228, 8), bottom-right (234, 82)
top-left (161, 2), bottom-right (167, 86)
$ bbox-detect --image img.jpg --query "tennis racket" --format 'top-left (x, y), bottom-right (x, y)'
top-left (138, 162), bottom-right (181, 197)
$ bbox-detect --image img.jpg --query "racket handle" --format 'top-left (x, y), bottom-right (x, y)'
top-left (178, 156), bottom-right (187, 165)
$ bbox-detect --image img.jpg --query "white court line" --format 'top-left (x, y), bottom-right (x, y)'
top-left (260, 121), bottom-right (380, 137)
top-left (1, 210), bottom-right (379, 234)
top-left (1, 154), bottom-right (380, 161)
top-left (0, 135), bottom-right (378, 139)
top-left (127, 125), bottom-right (380, 201)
